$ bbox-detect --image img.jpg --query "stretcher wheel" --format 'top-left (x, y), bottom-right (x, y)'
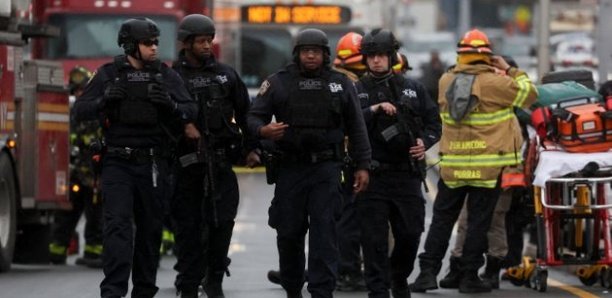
top-left (601, 267), bottom-right (612, 289)
top-left (530, 268), bottom-right (548, 292)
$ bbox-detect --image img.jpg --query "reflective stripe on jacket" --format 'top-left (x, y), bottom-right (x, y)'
top-left (438, 64), bottom-right (537, 188)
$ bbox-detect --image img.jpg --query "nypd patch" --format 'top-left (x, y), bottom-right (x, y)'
top-left (258, 80), bottom-right (270, 96)
top-left (329, 82), bottom-right (343, 93)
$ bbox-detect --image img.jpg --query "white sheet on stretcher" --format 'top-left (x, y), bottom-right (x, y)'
top-left (533, 150), bottom-right (612, 187)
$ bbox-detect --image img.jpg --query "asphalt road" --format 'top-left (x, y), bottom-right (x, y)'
top-left (0, 171), bottom-right (609, 298)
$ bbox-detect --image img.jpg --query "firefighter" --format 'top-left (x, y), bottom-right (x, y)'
top-left (247, 28), bottom-right (371, 298)
top-left (333, 31), bottom-right (369, 292)
top-left (170, 14), bottom-right (258, 298)
top-left (73, 18), bottom-right (196, 298)
top-left (392, 53), bottom-right (412, 75)
top-left (409, 28), bottom-right (537, 294)
top-left (49, 66), bottom-right (104, 268)
top-left (439, 56), bottom-right (522, 290)
top-left (333, 32), bottom-right (367, 80)
top-left (356, 29), bottom-right (441, 298)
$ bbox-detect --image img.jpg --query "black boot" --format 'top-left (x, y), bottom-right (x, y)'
top-left (267, 270), bottom-right (282, 285)
top-left (479, 255), bottom-right (503, 289)
top-left (458, 271), bottom-right (491, 294)
top-left (203, 271), bottom-right (225, 298)
top-left (439, 256), bottom-right (461, 289)
top-left (286, 289), bottom-right (303, 298)
top-left (336, 273), bottom-right (367, 291)
top-left (409, 270), bottom-right (438, 293)
top-left (391, 279), bottom-right (411, 298)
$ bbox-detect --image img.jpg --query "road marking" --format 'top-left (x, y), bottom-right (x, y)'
top-left (549, 278), bottom-right (600, 298)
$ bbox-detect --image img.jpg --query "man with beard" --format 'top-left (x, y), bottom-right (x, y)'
top-left (171, 14), bottom-right (258, 298)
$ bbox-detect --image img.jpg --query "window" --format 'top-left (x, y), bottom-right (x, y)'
top-left (46, 14), bottom-right (177, 61)
top-left (240, 28), bottom-right (292, 88)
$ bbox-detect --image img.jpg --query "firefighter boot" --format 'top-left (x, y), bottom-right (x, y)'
top-left (75, 244), bottom-right (103, 268)
top-left (409, 269), bottom-right (438, 292)
top-left (48, 242), bottom-right (67, 265)
top-left (439, 256), bottom-right (461, 289)
top-left (458, 271), bottom-right (492, 294)
top-left (203, 271), bottom-right (225, 298)
top-left (479, 255), bottom-right (504, 289)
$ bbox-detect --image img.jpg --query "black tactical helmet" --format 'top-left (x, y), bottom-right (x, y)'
top-left (360, 29), bottom-right (400, 67)
top-left (361, 29), bottom-right (399, 56)
top-left (178, 14), bottom-right (215, 42)
top-left (117, 18), bottom-right (160, 55)
top-left (293, 28), bottom-right (330, 55)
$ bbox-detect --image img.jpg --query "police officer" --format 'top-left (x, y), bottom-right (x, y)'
top-left (356, 29), bottom-right (441, 298)
top-left (49, 66), bottom-right (104, 268)
top-left (73, 18), bottom-right (196, 298)
top-left (248, 28), bottom-right (371, 298)
top-left (170, 14), bottom-right (257, 298)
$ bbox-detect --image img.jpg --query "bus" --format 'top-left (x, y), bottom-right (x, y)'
top-left (213, 0), bottom-right (384, 96)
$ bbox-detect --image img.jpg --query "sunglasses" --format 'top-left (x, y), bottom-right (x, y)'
top-left (141, 39), bottom-right (159, 47)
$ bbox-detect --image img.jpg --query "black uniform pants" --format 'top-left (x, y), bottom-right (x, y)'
top-left (337, 167), bottom-right (361, 277)
top-left (51, 183), bottom-right (103, 253)
top-left (172, 162), bottom-right (239, 292)
top-left (269, 161), bottom-right (343, 298)
top-left (504, 188), bottom-right (534, 267)
top-left (358, 172), bottom-right (425, 298)
top-left (418, 178), bottom-right (500, 276)
top-left (100, 156), bottom-right (169, 298)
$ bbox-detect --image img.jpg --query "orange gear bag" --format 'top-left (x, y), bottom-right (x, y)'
top-left (553, 103), bottom-right (612, 153)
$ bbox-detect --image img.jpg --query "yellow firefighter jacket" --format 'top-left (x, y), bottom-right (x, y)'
top-left (438, 64), bottom-right (537, 188)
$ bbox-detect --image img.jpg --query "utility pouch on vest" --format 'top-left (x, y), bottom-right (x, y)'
top-left (179, 152), bottom-right (203, 168)
top-left (263, 151), bottom-right (280, 185)
top-left (119, 99), bottom-right (158, 125)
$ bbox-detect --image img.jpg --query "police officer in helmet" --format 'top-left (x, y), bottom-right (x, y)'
top-left (171, 14), bottom-right (257, 298)
top-left (356, 28), bottom-right (441, 298)
top-left (248, 28), bottom-right (371, 298)
top-left (73, 17), bottom-right (196, 298)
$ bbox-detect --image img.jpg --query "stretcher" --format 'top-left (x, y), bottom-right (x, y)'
top-left (506, 137), bottom-right (612, 292)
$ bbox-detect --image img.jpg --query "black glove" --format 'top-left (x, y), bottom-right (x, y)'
top-left (100, 84), bottom-right (126, 109)
top-left (148, 84), bottom-right (177, 112)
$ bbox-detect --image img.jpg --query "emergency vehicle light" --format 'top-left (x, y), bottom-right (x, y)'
top-left (7, 139), bottom-right (16, 149)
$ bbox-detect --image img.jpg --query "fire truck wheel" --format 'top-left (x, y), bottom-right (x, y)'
top-left (0, 152), bottom-right (17, 273)
top-left (541, 69), bottom-right (595, 90)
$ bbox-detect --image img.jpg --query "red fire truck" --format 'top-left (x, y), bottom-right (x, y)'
top-left (32, 0), bottom-right (213, 79)
top-left (0, 0), bottom-right (70, 272)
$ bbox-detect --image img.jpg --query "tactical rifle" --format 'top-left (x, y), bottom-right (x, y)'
top-left (382, 82), bottom-right (429, 192)
top-left (198, 92), bottom-right (220, 228)
top-left (176, 93), bottom-right (220, 228)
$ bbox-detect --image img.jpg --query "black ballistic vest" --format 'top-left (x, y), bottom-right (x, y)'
top-left (182, 68), bottom-right (238, 140)
top-left (286, 73), bottom-right (343, 151)
top-left (115, 69), bottom-right (158, 126)
top-left (363, 76), bottom-right (413, 153)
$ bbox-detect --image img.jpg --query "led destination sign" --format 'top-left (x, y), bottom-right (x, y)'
top-left (242, 5), bottom-right (351, 25)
